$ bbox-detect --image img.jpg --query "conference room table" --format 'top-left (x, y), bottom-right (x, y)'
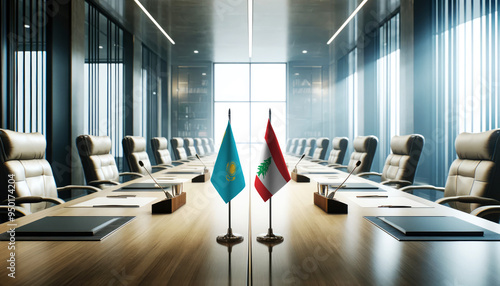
top-left (1, 155), bottom-right (500, 285)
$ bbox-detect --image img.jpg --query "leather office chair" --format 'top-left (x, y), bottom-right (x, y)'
top-left (303, 138), bottom-right (316, 158)
top-left (0, 129), bottom-right (100, 217)
top-left (358, 134), bottom-right (424, 188)
top-left (310, 138), bottom-right (330, 160)
top-left (401, 129), bottom-right (500, 219)
top-left (333, 136), bottom-right (378, 175)
top-left (295, 138), bottom-right (306, 157)
top-left (319, 137), bottom-right (348, 166)
top-left (194, 138), bottom-right (205, 156)
top-left (123, 136), bottom-right (168, 176)
top-left (170, 137), bottom-right (190, 161)
top-left (202, 138), bottom-right (212, 155)
top-left (76, 135), bottom-right (143, 188)
top-left (151, 137), bottom-right (181, 167)
top-left (184, 138), bottom-right (197, 157)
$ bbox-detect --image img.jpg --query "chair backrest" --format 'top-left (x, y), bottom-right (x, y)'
top-left (184, 138), bottom-right (197, 157)
top-left (76, 135), bottom-right (120, 184)
top-left (328, 137), bottom-right (348, 165)
top-left (289, 138), bottom-right (298, 154)
top-left (151, 137), bottom-right (173, 165)
top-left (170, 137), bottom-right (188, 160)
top-left (444, 129), bottom-right (500, 213)
top-left (122, 136), bottom-right (152, 175)
top-left (347, 136), bottom-right (378, 174)
top-left (0, 129), bottom-right (58, 213)
top-left (194, 138), bottom-right (205, 156)
top-left (303, 138), bottom-right (316, 157)
top-left (295, 138), bottom-right (306, 156)
top-left (381, 134), bottom-right (425, 184)
top-left (202, 138), bottom-right (211, 154)
top-left (286, 139), bottom-right (292, 153)
top-left (312, 138), bottom-right (330, 160)
top-left (208, 138), bottom-right (215, 154)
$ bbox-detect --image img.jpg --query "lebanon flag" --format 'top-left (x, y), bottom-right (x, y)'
top-left (254, 119), bottom-right (291, 202)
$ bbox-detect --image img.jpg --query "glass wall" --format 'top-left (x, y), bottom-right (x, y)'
top-left (5, 0), bottom-right (47, 133)
top-left (84, 1), bottom-right (125, 168)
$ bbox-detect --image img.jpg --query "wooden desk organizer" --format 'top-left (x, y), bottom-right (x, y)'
top-left (291, 170), bottom-right (310, 182)
top-left (152, 192), bottom-right (186, 214)
top-left (192, 169), bottom-right (210, 183)
top-left (314, 192), bottom-right (348, 214)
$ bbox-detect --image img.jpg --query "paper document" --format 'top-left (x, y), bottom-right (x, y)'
top-left (69, 197), bottom-right (157, 208)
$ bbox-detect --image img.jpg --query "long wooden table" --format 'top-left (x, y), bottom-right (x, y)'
top-left (1, 156), bottom-right (500, 285)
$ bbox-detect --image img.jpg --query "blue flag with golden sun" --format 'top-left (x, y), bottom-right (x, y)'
top-left (211, 121), bottom-right (246, 203)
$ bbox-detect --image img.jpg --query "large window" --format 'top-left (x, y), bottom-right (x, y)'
top-left (84, 2), bottom-right (125, 167)
top-left (434, 0), bottom-right (499, 184)
top-left (214, 63), bottom-right (287, 170)
top-left (6, 0), bottom-right (47, 133)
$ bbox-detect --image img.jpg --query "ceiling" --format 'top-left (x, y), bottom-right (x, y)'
top-left (92, 0), bottom-right (400, 64)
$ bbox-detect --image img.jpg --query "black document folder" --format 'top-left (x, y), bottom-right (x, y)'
top-left (378, 216), bottom-right (484, 236)
top-left (15, 216), bottom-right (119, 236)
top-left (0, 216), bottom-right (135, 241)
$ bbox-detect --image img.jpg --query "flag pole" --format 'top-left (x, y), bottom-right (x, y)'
top-left (217, 108), bottom-right (244, 244)
top-left (257, 109), bottom-right (284, 244)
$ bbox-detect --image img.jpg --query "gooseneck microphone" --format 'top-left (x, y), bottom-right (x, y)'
top-left (293, 154), bottom-right (306, 173)
top-left (327, 160), bottom-right (361, 199)
top-left (139, 160), bottom-right (173, 199)
top-left (195, 154), bottom-right (208, 172)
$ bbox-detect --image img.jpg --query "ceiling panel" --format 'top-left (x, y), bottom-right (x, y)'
top-left (92, 0), bottom-right (400, 63)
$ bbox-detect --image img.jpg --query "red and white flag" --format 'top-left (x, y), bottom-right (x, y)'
top-left (254, 119), bottom-right (291, 202)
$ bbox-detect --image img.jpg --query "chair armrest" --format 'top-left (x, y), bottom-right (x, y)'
top-left (0, 205), bottom-right (30, 217)
top-left (357, 172), bottom-right (382, 178)
top-left (436, 196), bottom-right (500, 206)
top-left (471, 205), bottom-right (500, 218)
top-left (119, 172), bottom-right (144, 178)
top-left (331, 165), bottom-right (347, 169)
top-left (152, 165), bottom-right (170, 170)
top-left (3, 196), bottom-right (65, 205)
top-left (399, 185), bottom-right (445, 193)
top-left (380, 179), bottom-right (413, 188)
top-left (57, 185), bottom-right (101, 193)
top-left (88, 179), bottom-right (120, 188)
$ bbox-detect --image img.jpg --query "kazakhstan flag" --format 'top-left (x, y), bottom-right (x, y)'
top-left (211, 121), bottom-right (246, 203)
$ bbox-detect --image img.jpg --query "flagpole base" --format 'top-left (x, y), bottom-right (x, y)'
top-left (217, 228), bottom-right (244, 244)
top-left (256, 228), bottom-right (284, 245)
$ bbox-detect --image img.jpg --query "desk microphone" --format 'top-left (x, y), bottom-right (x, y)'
top-left (195, 154), bottom-right (208, 172)
top-left (139, 160), bottom-right (173, 199)
top-left (293, 154), bottom-right (306, 173)
top-left (327, 160), bottom-right (361, 199)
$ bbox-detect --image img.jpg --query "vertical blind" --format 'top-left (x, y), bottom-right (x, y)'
top-left (377, 13), bottom-right (400, 167)
top-left (7, 0), bottom-right (46, 133)
top-left (434, 0), bottom-right (499, 184)
top-left (84, 1), bottom-right (125, 166)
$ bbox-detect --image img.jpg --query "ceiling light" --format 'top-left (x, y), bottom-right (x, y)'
top-left (194, 50), bottom-right (199, 54)
top-left (99, 45), bottom-right (103, 49)
top-left (134, 0), bottom-right (175, 45)
top-left (202, 73), bottom-right (207, 76)
top-left (302, 50), bottom-right (308, 54)
top-left (248, 0), bottom-right (253, 59)
top-left (24, 24), bottom-right (30, 29)
top-left (327, 0), bottom-right (369, 45)
top-left (294, 73), bottom-right (300, 76)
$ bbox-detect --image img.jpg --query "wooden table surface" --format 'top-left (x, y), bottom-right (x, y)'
top-left (1, 156), bottom-right (500, 285)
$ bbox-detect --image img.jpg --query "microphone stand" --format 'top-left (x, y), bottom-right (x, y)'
top-left (291, 154), bottom-right (310, 182)
top-left (327, 160), bottom-right (361, 199)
